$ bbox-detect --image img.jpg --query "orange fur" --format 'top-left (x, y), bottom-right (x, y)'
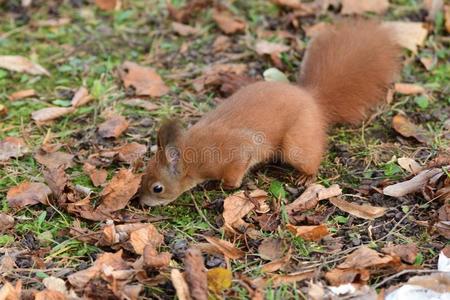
top-left (140, 21), bottom-right (401, 206)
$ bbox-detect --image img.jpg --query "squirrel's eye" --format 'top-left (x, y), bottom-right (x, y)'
top-left (152, 183), bottom-right (164, 194)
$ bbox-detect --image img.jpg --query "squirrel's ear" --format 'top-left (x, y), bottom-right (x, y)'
top-left (157, 119), bottom-right (184, 172)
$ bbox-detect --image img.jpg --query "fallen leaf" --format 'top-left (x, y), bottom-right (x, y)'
top-left (255, 40), bottom-right (290, 56)
top-left (271, 270), bottom-right (314, 287)
top-left (0, 213), bottom-right (14, 231)
top-left (203, 235), bottom-right (244, 259)
top-left (286, 224), bottom-right (329, 241)
top-left (338, 246), bottom-right (396, 269)
top-left (35, 150), bottom-right (74, 170)
top-left (71, 87), bottom-right (93, 107)
top-left (172, 22), bottom-right (199, 36)
top-left (222, 189), bottom-right (268, 233)
top-left (329, 197), bottom-right (387, 220)
top-left (263, 68), bottom-right (289, 83)
top-left (43, 166), bottom-right (68, 198)
top-left (382, 243), bottom-right (418, 264)
top-left (115, 142), bottom-right (147, 163)
top-left (96, 169), bottom-right (142, 212)
top-left (341, 0), bottom-right (389, 15)
top-left (7, 182), bottom-right (52, 208)
top-left (258, 238), bottom-right (284, 261)
top-left (207, 268), bottom-right (232, 294)
top-left (143, 245), bottom-right (171, 268)
top-left (0, 55), bottom-right (50, 76)
top-left (118, 61), bottom-right (169, 97)
top-left (83, 162), bottom-right (108, 187)
top-left (325, 268), bottom-right (370, 286)
top-left (0, 104), bottom-right (7, 116)
top-left (8, 89), bottom-right (36, 101)
top-left (212, 8), bottom-right (246, 34)
top-left (394, 83), bottom-right (426, 95)
top-left (436, 204), bottom-right (450, 238)
top-left (171, 269), bottom-right (191, 300)
top-left (212, 35), bottom-right (231, 52)
top-left (184, 247), bottom-right (208, 300)
top-left (166, 0), bottom-right (210, 23)
top-left (261, 252), bottom-right (291, 273)
top-left (35, 290), bottom-right (66, 300)
top-left (98, 115), bottom-right (129, 138)
top-left (383, 168), bottom-right (443, 197)
top-left (392, 114), bottom-right (431, 144)
top-left (286, 184), bottom-right (342, 215)
top-left (193, 63), bottom-right (248, 92)
top-left (122, 98), bottom-right (159, 111)
top-left (0, 137), bottom-right (28, 161)
top-left (31, 107), bottom-right (75, 124)
top-left (95, 0), bottom-right (121, 11)
top-left (129, 224), bottom-right (164, 254)
top-left (397, 157), bottom-right (422, 174)
top-left (383, 21), bottom-right (428, 53)
top-left (270, 0), bottom-right (303, 9)
top-left (424, 0), bottom-right (444, 21)
top-left (387, 273), bottom-right (450, 298)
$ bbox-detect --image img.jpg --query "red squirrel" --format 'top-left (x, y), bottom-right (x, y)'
top-left (140, 21), bottom-right (400, 206)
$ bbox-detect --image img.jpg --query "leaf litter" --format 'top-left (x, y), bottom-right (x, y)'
top-left (1, 1), bottom-right (449, 299)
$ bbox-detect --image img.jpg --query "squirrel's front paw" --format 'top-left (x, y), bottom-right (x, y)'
top-left (295, 174), bottom-right (316, 187)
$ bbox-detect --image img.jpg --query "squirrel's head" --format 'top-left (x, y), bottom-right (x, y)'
top-left (140, 120), bottom-right (191, 206)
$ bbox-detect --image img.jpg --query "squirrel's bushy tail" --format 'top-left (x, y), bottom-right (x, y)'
top-left (299, 20), bottom-right (401, 125)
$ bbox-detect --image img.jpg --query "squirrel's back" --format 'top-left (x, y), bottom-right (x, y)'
top-left (299, 20), bottom-right (401, 125)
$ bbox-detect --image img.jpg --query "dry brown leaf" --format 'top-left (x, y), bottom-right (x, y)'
top-left (6, 182), bottom-right (52, 208)
top-left (96, 169), bottom-right (142, 212)
top-left (203, 235), bottom-right (244, 259)
top-left (420, 56), bottom-right (434, 70)
top-left (329, 197), bottom-right (387, 220)
top-left (172, 22), bottom-right (199, 36)
top-left (394, 83), bottom-right (426, 95)
top-left (424, 0), bottom-right (444, 21)
top-left (0, 137), bottom-right (28, 161)
top-left (258, 238), bottom-right (284, 261)
top-left (392, 114), bottom-right (431, 144)
top-left (0, 104), bottom-right (7, 116)
top-left (118, 61), bottom-right (169, 97)
top-left (83, 162), bottom-right (108, 187)
top-left (260, 252), bottom-right (291, 273)
top-left (115, 142), bottom-right (147, 163)
top-left (129, 224), bottom-right (164, 254)
top-left (436, 204), bottom-right (450, 238)
top-left (71, 86), bottom-right (93, 107)
top-left (325, 268), bottom-right (370, 286)
top-left (286, 184), bottom-right (342, 215)
top-left (255, 40), bottom-right (289, 56)
top-left (406, 272), bottom-right (450, 293)
top-left (222, 189), bottom-right (268, 233)
top-left (43, 165), bottom-right (68, 198)
top-left (286, 224), bottom-right (329, 241)
top-left (143, 245), bottom-right (171, 268)
top-left (383, 168), bottom-right (443, 197)
top-left (35, 150), bottom-right (74, 170)
top-left (338, 246), bottom-right (396, 269)
top-left (68, 250), bottom-right (130, 289)
top-left (341, 0), bottom-right (389, 15)
top-left (212, 8), bottom-right (246, 34)
top-left (193, 63), bottom-right (248, 92)
top-left (212, 35), bottom-right (231, 52)
top-left (397, 157), bottom-right (422, 174)
top-left (95, 0), bottom-right (121, 11)
top-left (270, 0), bottom-right (303, 9)
top-left (122, 98), bottom-right (159, 111)
top-left (8, 89), bottom-right (36, 101)
top-left (382, 243), bottom-right (418, 264)
top-left (0, 213), bottom-right (14, 231)
top-left (271, 270), bottom-right (314, 287)
top-left (166, 0), bottom-right (210, 23)
top-left (171, 269), bottom-right (191, 300)
top-left (383, 21), bottom-right (428, 53)
top-left (0, 55), bottom-right (50, 76)
top-left (31, 107), bottom-right (75, 124)
top-left (98, 115), bottom-right (129, 138)
top-left (184, 247), bottom-right (208, 300)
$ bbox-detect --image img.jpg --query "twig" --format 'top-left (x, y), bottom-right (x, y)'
top-left (190, 192), bottom-right (220, 232)
top-left (375, 205), bottom-right (416, 242)
top-left (373, 269), bottom-right (440, 289)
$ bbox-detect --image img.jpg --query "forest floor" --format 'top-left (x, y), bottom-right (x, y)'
top-left (0, 0), bottom-right (449, 299)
